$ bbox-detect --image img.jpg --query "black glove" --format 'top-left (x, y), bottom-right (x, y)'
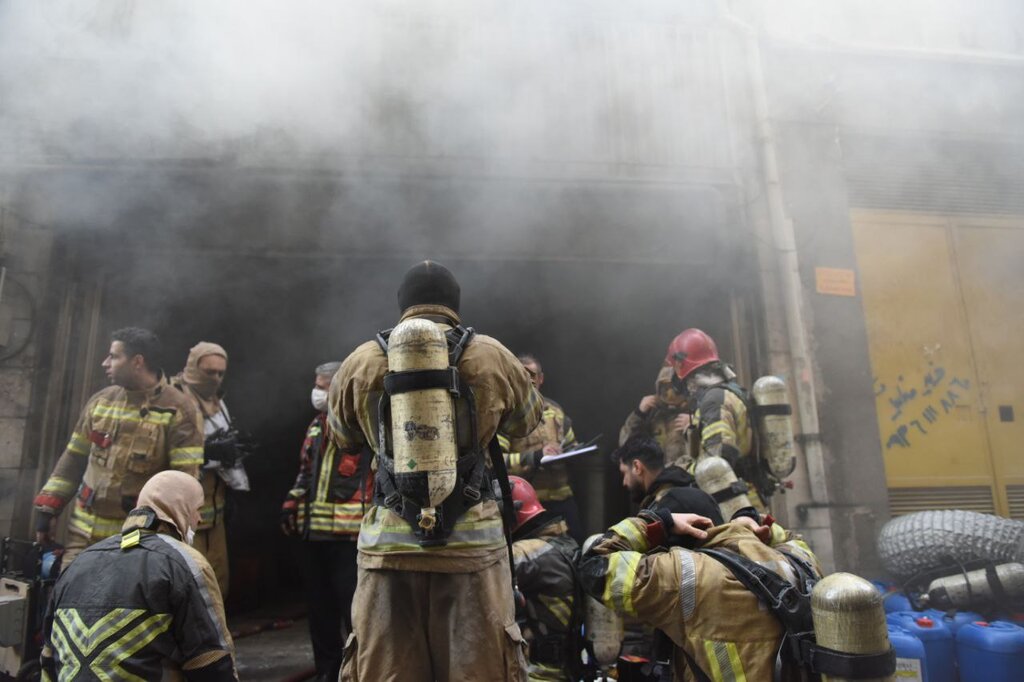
top-left (35, 511), bottom-right (54, 534)
top-left (521, 450), bottom-right (544, 471)
top-left (730, 506), bottom-right (761, 525)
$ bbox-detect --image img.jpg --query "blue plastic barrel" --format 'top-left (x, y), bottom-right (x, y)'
top-left (888, 624), bottom-right (927, 682)
top-left (887, 613), bottom-right (955, 682)
top-left (883, 590), bottom-right (914, 614)
top-left (956, 621), bottom-right (1024, 682)
top-left (924, 609), bottom-right (984, 638)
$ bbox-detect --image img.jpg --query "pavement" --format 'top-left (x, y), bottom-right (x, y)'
top-left (231, 610), bottom-right (318, 681)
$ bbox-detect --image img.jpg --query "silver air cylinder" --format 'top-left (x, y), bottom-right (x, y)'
top-left (695, 455), bottom-right (751, 520)
top-left (927, 562), bottom-right (1024, 611)
top-left (751, 375), bottom-right (796, 478)
top-left (582, 534), bottom-right (624, 668)
top-left (812, 573), bottom-right (894, 682)
top-left (387, 318), bottom-right (458, 532)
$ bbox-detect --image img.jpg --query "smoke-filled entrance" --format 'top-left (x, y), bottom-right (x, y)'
top-left (39, 170), bottom-right (758, 610)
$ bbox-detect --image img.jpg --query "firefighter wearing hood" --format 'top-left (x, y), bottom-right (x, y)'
top-left (618, 365), bottom-right (692, 469)
top-left (327, 260), bottom-right (542, 681)
top-left (33, 328), bottom-right (204, 567)
top-left (41, 470), bottom-right (237, 680)
top-left (171, 341), bottom-right (250, 597)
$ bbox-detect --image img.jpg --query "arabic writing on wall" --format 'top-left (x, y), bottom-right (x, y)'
top-left (874, 363), bottom-right (972, 450)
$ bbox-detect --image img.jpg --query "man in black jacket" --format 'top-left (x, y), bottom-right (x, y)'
top-left (41, 470), bottom-right (237, 681)
top-left (614, 435), bottom-right (723, 522)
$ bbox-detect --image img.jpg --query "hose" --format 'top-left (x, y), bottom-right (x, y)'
top-left (877, 510), bottom-right (1024, 581)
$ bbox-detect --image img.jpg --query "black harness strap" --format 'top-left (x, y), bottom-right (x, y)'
top-left (383, 368), bottom-right (460, 396)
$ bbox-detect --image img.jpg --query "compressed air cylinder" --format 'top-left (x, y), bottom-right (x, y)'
top-left (811, 573), bottom-right (895, 682)
top-left (581, 534), bottom-right (624, 667)
top-left (695, 455), bottom-right (751, 520)
top-left (751, 375), bottom-right (796, 478)
top-left (926, 562), bottom-right (1024, 611)
top-left (387, 318), bottom-right (458, 532)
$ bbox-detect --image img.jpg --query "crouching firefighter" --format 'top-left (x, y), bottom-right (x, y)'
top-left (327, 260), bottom-right (543, 682)
top-left (508, 476), bottom-right (585, 682)
top-left (665, 329), bottom-right (798, 520)
top-left (578, 506), bottom-right (896, 681)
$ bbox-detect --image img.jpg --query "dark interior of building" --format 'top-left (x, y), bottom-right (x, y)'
top-left (32, 168), bottom-right (760, 612)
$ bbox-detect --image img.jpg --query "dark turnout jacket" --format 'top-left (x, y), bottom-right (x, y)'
top-left (42, 526), bottom-right (236, 681)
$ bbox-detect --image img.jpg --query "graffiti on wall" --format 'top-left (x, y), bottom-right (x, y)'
top-left (874, 361), bottom-right (972, 450)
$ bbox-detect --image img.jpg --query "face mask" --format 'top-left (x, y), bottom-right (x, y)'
top-left (311, 387), bottom-right (329, 412)
top-left (186, 528), bottom-right (196, 546)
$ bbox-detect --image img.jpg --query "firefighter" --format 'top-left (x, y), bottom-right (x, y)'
top-left (281, 361), bottom-right (372, 682)
top-left (327, 260), bottom-right (542, 682)
top-left (171, 341), bottom-right (250, 597)
top-left (41, 470), bottom-right (237, 681)
top-left (665, 328), bottom-right (767, 514)
top-left (33, 328), bottom-right (204, 567)
top-left (578, 506), bottom-right (820, 681)
top-left (612, 434), bottom-right (717, 517)
top-left (619, 366), bottom-right (692, 469)
top-left (500, 354), bottom-right (584, 542)
top-left (509, 476), bottom-right (581, 682)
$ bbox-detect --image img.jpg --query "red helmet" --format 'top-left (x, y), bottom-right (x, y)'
top-left (509, 476), bottom-right (545, 530)
top-left (665, 328), bottom-right (720, 380)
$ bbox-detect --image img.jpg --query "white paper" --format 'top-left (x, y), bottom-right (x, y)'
top-left (540, 444), bottom-right (598, 464)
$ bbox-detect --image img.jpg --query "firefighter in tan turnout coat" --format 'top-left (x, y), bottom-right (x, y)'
top-left (34, 328), bottom-right (204, 566)
top-left (328, 261), bottom-right (542, 682)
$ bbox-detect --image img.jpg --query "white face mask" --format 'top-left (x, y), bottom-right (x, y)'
top-left (311, 387), bottom-right (329, 412)
top-left (186, 528), bottom-right (196, 546)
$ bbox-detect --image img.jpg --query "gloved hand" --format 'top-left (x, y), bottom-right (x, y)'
top-left (280, 500), bottom-right (299, 536)
top-left (35, 511), bottom-right (55, 545)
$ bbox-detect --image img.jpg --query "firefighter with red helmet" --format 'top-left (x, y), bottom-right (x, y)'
top-left (665, 328), bottom-right (767, 514)
top-left (509, 476), bottom-right (582, 681)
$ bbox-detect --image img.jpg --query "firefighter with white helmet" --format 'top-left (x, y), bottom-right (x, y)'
top-left (327, 260), bottom-right (542, 681)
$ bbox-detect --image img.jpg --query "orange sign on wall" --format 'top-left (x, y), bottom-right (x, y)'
top-left (815, 267), bottom-right (857, 297)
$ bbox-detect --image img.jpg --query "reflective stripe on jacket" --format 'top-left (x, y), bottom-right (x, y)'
top-left (35, 377), bottom-right (203, 541)
top-left (42, 524), bottom-right (236, 681)
top-left (580, 518), bottom-right (821, 682)
top-left (326, 304), bottom-right (542, 572)
top-left (285, 412), bottom-right (371, 540)
top-left (501, 398), bottom-right (577, 502)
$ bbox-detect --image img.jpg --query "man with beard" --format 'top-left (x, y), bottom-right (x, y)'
top-left (33, 328), bottom-right (204, 567)
top-left (172, 341), bottom-right (251, 597)
top-left (613, 435), bottom-right (721, 521)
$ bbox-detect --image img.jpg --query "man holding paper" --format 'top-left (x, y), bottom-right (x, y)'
top-left (499, 354), bottom-right (585, 542)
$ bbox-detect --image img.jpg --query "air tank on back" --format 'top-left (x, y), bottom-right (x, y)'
top-left (386, 318), bottom-right (458, 536)
top-left (751, 375), bottom-right (796, 479)
top-left (695, 456), bottom-right (751, 520)
top-left (811, 573), bottom-right (895, 681)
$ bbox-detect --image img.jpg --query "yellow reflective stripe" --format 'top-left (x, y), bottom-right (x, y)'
top-left (357, 506), bottom-right (505, 552)
top-left (121, 530), bottom-right (141, 550)
top-left (92, 404), bottom-right (173, 425)
top-left (316, 442), bottom-right (336, 503)
top-left (702, 422), bottom-right (734, 442)
top-left (703, 641), bottom-right (747, 682)
top-left (496, 434), bottom-right (511, 451)
top-left (609, 519), bottom-right (649, 552)
top-left (602, 552), bottom-right (641, 616)
top-left (564, 425), bottom-right (576, 443)
top-left (42, 476), bottom-right (77, 497)
top-left (49, 618), bottom-right (81, 679)
top-left (90, 612), bottom-right (172, 680)
top-left (67, 433), bottom-right (90, 456)
top-left (169, 446), bottom-right (204, 467)
top-left (69, 505), bottom-right (124, 540)
top-left (538, 594), bottom-right (573, 627)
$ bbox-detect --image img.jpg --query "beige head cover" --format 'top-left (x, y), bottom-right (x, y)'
top-left (655, 364), bottom-right (686, 408)
top-left (180, 341), bottom-right (227, 413)
top-left (137, 471), bottom-right (204, 540)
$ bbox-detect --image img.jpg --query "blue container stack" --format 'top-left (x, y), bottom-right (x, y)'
top-left (888, 624), bottom-right (927, 682)
top-left (956, 621), bottom-right (1024, 682)
top-left (883, 590), bottom-right (914, 614)
top-left (887, 613), bottom-right (955, 682)
top-left (924, 609), bottom-right (984, 638)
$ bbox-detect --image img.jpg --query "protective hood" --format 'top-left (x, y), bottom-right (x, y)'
top-left (655, 365), bottom-right (686, 408)
top-left (135, 471), bottom-right (204, 540)
top-left (176, 341), bottom-right (227, 414)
